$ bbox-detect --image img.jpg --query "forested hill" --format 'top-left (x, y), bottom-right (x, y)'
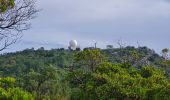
top-left (0, 46), bottom-right (170, 99)
top-left (0, 46), bottom-right (163, 70)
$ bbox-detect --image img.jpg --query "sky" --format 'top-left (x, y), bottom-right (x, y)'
top-left (2, 0), bottom-right (170, 53)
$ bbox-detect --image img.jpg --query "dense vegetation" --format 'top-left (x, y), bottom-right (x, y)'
top-left (0, 46), bottom-right (170, 99)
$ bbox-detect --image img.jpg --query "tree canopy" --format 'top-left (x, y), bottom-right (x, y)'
top-left (0, 46), bottom-right (169, 99)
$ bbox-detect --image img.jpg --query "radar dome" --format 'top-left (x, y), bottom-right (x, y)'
top-left (69, 40), bottom-right (77, 50)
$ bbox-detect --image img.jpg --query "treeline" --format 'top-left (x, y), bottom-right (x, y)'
top-left (0, 46), bottom-right (170, 99)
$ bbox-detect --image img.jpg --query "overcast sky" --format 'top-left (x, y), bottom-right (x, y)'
top-left (3, 0), bottom-right (170, 53)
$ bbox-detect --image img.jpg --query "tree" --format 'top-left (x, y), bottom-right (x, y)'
top-left (69, 62), bottom-right (170, 100)
top-left (0, 0), bottom-right (15, 12)
top-left (0, 77), bottom-right (34, 99)
top-left (106, 45), bottom-right (113, 49)
top-left (18, 65), bottom-right (70, 100)
top-left (74, 49), bottom-right (104, 72)
top-left (0, 0), bottom-right (38, 51)
top-left (162, 48), bottom-right (169, 60)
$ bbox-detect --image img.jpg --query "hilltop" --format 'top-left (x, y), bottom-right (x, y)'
top-left (0, 46), bottom-right (170, 99)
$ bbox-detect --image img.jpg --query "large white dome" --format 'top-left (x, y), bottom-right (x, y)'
top-left (69, 40), bottom-right (77, 50)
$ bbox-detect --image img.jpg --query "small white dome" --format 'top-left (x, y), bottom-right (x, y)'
top-left (69, 40), bottom-right (77, 50)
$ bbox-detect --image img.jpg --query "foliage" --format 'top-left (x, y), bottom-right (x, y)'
top-left (19, 65), bottom-right (70, 100)
top-left (0, 47), bottom-right (169, 99)
top-left (69, 62), bottom-right (170, 100)
top-left (0, 0), bottom-right (14, 12)
top-left (0, 77), bottom-right (34, 100)
top-left (74, 49), bottom-right (104, 72)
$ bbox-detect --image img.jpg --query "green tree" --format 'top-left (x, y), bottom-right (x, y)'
top-left (74, 49), bottom-right (104, 72)
top-left (69, 62), bottom-right (170, 100)
top-left (0, 0), bottom-right (14, 12)
top-left (0, 77), bottom-right (34, 100)
top-left (20, 65), bottom-right (70, 100)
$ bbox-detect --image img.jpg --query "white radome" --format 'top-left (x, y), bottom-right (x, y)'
top-left (69, 40), bottom-right (77, 50)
